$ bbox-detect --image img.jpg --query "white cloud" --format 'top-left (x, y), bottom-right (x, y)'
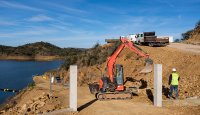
top-left (79, 18), bottom-right (103, 24)
top-left (0, 1), bottom-right (44, 12)
top-left (87, 3), bottom-right (127, 15)
top-left (0, 23), bottom-right (95, 39)
top-left (178, 15), bottom-right (182, 20)
top-left (61, 6), bottom-right (87, 14)
top-left (29, 14), bottom-right (53, 22)
top-left (0, 20), bottom-right (17, 26)
top-left (101, 15), bottom-right (185, 40)
top-left (43, 2), bottom-right (88, 15)
top-left (164, 1), bottom-right (175, 8)
top-left (0, 27), bottom-right (58, 38)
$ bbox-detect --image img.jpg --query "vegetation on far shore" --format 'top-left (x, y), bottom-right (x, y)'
top-left (0, 41), bottom-right (85, 59)
top-left (0, 41), bottom-right (121, 70)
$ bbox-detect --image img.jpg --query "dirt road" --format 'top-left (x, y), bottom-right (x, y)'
top-left (75, 87), bottom-right (200, 115)
top-left (167, 43), bottom-right (200, 54)
top-left (3, 77), bottom-right (200, 115)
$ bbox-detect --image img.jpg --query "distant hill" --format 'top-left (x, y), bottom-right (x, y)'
top-left (0, 42), bottom-right (85, 60)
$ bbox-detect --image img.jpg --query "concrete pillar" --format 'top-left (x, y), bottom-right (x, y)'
top-left (69, 65), bottom-right (77, 111)
top-left (154, 64), bottom-right (162, 107)
top-left (49, 74), bottom-right (53, 95)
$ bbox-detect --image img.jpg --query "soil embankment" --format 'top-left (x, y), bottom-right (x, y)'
top-left (1, 43), bottom-right (200, 114)
top-left (74, 43), bottom-right (200, 99)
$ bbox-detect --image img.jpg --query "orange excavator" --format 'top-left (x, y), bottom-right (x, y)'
top-left (89, 37), bottom-right (153, 100)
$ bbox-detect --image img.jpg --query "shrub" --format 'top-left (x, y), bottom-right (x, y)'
top-left (181, 20), bottom-right (200, 40)
top-left (181, 29), bottom-right (193, 40)
top-left (27, 82), bottom-right (35, 89)
top-left (61, 41), bottom-right (122, 70)
top-left (126, 53), bottom-right (132, 60)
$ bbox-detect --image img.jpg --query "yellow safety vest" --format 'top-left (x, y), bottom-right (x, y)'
top-left (171, 73), bottom-right (179, 85)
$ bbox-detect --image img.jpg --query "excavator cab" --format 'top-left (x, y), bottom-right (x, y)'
top-left (114, 64), bottom-right (124, 91)
top-left (91, 64), bottom-right (125, 94)
top-left (100, 64), bottom-right (125, 92)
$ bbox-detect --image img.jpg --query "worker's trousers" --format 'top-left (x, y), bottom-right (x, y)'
top-left (169, 85), bottom-right (178, 99)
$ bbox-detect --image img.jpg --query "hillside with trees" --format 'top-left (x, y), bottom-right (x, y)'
top-left (61, 42), bottom-right (121, 69)
top-left (182, 20), bottom-right (200, 44)
top-left (0, 42), bottom-right (84, 60)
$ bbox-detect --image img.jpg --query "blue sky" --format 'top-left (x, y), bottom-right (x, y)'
top-left (0, 0), bottom-right (200, 48)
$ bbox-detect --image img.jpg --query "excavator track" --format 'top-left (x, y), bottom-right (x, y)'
top-left (96, 91), bottom-right (132, 101)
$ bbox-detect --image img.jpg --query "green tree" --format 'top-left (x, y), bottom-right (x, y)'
top-left (181, 29), bottom-right (193, 40)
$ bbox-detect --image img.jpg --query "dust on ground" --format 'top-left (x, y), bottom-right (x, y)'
top-left (167, 43), bottom-right (200, 54)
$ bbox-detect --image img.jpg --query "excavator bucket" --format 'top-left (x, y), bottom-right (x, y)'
top-left (140, 58), bottom-right (153, 73)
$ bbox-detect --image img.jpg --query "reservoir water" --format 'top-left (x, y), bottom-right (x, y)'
top-left (0, 60), bottom-right (63, 104)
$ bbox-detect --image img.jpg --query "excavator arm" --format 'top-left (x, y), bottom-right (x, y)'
top-left (89, 37), bottom-right (152, 100)
top-left (107, 37), bottom-right (150, 82)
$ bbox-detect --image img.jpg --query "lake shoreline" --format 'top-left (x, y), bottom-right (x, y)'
top-left (0, 55), bottom-right (64, 61)
top-left (0, 86), bottom-right (28, 112)
top-left (0, 60), bottom-right (63, 107)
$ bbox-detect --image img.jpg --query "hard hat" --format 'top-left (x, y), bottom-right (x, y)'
top-left (172, 68), bottom-right (176, 72)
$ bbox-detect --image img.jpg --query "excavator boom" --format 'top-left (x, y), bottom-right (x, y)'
top-left (107, 37), bottom-right (151, 83)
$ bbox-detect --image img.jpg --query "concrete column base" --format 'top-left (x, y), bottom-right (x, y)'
top-left (154, 64), bottom-right (162, 107)
top-left (69, 65), bottom-right (77, 111)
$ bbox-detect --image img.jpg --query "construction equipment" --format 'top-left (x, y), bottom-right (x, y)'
top-left (105, 32), bottom-right (171, 46)
top-left (89, 37), bottom-right (153, 100)
top-left (135, 32), bottom-right (169, 46)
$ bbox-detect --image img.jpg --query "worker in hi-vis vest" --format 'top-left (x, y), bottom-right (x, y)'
top-left (168, 68), bottom-right (180, 99)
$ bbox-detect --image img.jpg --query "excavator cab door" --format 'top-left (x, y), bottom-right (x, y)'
top-left (115, 64), bottom-right (124, 91)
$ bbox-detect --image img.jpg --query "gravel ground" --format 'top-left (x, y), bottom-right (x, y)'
top-left (167, 43), bottom-right (200, 54)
